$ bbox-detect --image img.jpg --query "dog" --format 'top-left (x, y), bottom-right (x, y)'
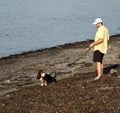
top-left (37, 70), bottom-right (57, 86)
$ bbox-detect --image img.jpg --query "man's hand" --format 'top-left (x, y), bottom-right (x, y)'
top-left (89, 43), bottom-right (94, 48)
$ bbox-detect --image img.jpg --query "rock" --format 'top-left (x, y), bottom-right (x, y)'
top-left (110, 69), bottom-right (118, 77)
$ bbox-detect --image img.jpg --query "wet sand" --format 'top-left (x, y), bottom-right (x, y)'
top-left (0, 34), bottom-right (120, 113)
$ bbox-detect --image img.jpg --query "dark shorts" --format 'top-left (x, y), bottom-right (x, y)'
top-left (93, 50), bottom-right (104, 63)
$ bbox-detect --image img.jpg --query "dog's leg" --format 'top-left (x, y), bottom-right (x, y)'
top-left (40, 80), bottom-right (44, 86)
top-left (44, 81), bottom-right (47, 86)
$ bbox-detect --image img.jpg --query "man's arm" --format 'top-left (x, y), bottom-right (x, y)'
top-left (89, 38), bottom-right (104, 48)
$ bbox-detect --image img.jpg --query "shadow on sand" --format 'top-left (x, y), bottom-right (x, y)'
top-left (103, 64), bottom-right (119, 74)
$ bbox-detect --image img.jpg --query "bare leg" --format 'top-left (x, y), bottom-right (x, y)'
top-left (95, 62), bottom-right (103, 79)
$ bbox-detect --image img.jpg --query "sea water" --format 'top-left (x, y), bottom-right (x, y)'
top-left (0, 0), bottom-right (120, 58)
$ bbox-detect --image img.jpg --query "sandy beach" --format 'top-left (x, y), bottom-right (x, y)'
top-left (0, 34), bottom-right (120, 113)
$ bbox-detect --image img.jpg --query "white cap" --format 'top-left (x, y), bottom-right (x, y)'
top-left (93, 18), bottom-right (103, 25)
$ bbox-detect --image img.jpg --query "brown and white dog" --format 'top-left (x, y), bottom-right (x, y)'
top-left (37, 70), bottom-right (57, 86)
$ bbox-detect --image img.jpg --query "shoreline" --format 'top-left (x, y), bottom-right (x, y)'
top-left (0, 39), bottom-right (93, 60)
top-left (0, 34), bottom-right (119, 60)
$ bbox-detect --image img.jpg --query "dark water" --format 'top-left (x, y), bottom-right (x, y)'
top-left (0, 0), bottom-right (120, 58)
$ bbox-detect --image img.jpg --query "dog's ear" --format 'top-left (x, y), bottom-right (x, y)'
top-left (37, 74), bottom-right (40, 79)
top-left (37, 70), bottom-right (43, 79)
top-left (38, 70), bottom-right (43, 74)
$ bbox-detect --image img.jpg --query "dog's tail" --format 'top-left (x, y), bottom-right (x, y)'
top-left (50, 71), bottom-right (57, 78)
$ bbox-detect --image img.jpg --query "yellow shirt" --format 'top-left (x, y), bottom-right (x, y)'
top-left (94, 25), bottom-right (109, 54)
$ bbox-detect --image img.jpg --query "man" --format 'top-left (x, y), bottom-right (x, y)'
top-left (89, 18), bottom-right (109, 80)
